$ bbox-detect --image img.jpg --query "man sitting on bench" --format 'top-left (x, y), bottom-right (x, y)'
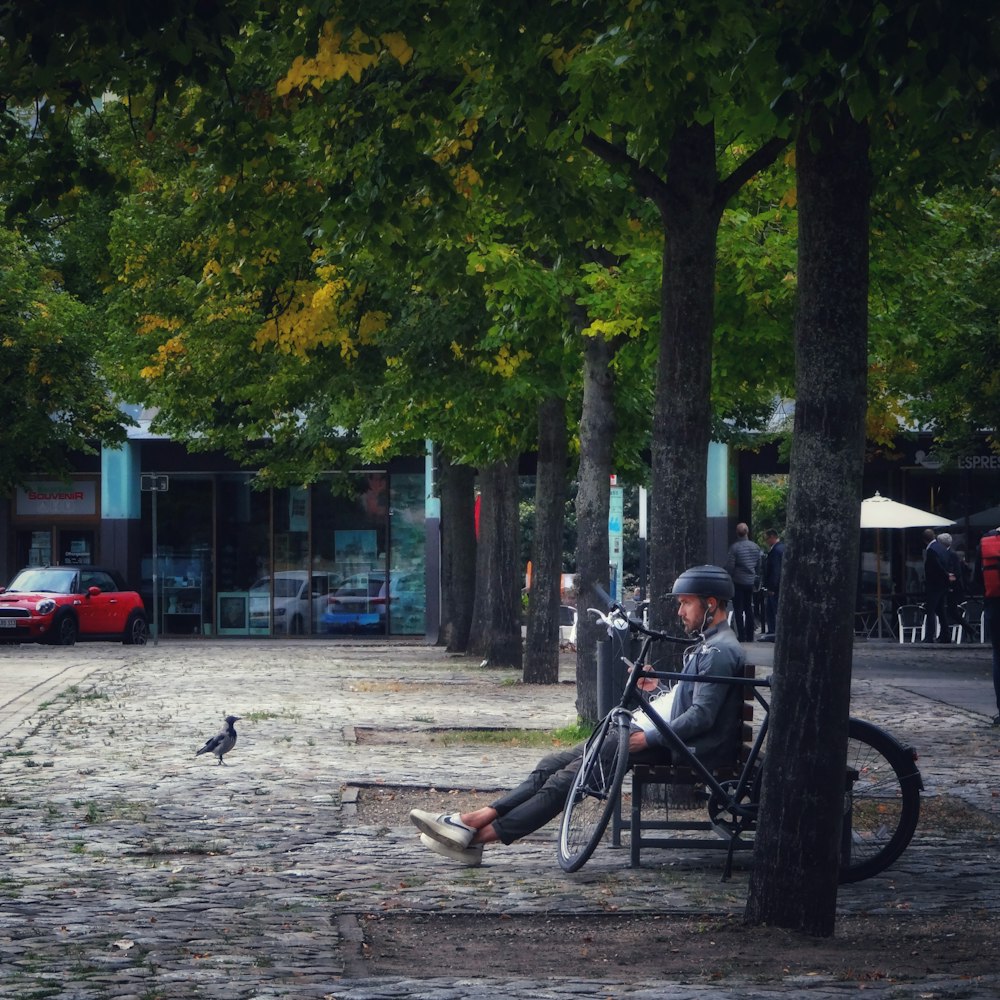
top-left (409, 564), bottom-right (748, 866)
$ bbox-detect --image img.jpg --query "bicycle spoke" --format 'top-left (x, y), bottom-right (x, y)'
top-left (840, 719), bottom-right (920, 883)
top-left (558, 714), bottom-right (631, 872)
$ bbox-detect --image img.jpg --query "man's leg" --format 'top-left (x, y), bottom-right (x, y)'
top-left (410, 743), bottom-right (586, 859)
top-left (489, 745), bottom-right (587, 844)
top-left (733, 586), bottom-right (751, 641)
top-left (923, 591), bottom-right (942, 641)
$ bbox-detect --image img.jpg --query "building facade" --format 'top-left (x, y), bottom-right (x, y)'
top-left (735, 434), bottom-right (1000, 607)
top-left (2, 432), bottom-right (430, 640)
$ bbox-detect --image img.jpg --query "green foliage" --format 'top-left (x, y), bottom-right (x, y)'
top-left (0, 226), bottom-right (128, 494)
top-left (751, 475), bottom-right (789, 539)
top-left (439, 719), bottom-right (593, 747)
top-left (868, 182), bottom-right (1000, 454)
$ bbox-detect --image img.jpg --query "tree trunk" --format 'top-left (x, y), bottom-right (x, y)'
top-left (438, 453), bottom-right (476, 653)
top-left (524, 395), bottom-right (569, 684)
top-left (575, 331), bottom-right (616, 722)
top-left (648, 123), bottom-right (721, 630)
top-left (745, 107), bottom-right (870, 936)
top-left (469, 456), bottom-right (523, 669)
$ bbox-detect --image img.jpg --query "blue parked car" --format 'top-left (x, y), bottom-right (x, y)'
top-left (321, 571), bottom-right (423, 634)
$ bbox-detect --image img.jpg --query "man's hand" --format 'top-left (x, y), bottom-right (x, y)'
top-left (629, 661), bottom-right (659, 692)
top-left (628, 730), bottom-right (649, 753)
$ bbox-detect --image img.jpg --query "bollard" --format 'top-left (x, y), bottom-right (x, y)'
top-left (596, 633), bottom-right (637, 718)
top-left (596, 639), bottom-right (613, 719)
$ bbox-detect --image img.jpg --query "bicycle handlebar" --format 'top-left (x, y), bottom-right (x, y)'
top-left (587, 601), bottom-right (693, 645)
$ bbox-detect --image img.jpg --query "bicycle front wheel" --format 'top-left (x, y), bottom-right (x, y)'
top-left (839, 718), bottom-right (922, 883)
top-left (557, 709), bottom-right (631, 873)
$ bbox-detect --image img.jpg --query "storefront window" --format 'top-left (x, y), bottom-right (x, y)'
top-left (59, 529), bottom-right (95, 566)
top-left (142, 477), bottom-right (213, 637)
top-left (127, 466), bottom-right (426, 639)
top-left (21, 529), bottom-right (52, 567)
top-left (263, 486), bottom-right (315, 634)
top-left (218, 476), bottom-right (271, 636)
top-left (389, 472), bottom-right (426, 635)
top-left (313, 474), bottom-right (388, 635)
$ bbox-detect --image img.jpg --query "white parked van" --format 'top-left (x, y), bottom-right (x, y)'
top-left (248, 571), bottom-right (336, 634)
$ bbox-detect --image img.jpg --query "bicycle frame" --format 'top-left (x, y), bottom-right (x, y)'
top-left (583, 603), bottom-right (922, 882)
top-left (615, 623), bottom-right (771, 825)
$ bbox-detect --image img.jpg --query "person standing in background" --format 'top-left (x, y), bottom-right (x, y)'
top-left (923, 528), bottom-right (953, 643)
top-left (938, 533), bottom-right (968, 639)
top-left (725, 522), bottom-right (762, 642)
top-left (763, 529), bottom-right (785, 636)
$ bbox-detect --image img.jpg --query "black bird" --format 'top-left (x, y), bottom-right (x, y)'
top-left (195, 714), bottom-right (240, 765)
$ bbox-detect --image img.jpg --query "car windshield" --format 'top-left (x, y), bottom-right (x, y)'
top-left (7, 569), bottom-right (77, 594)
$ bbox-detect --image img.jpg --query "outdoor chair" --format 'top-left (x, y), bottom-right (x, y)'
top-left (896, 604), bottom-right (926, 643)
top-left (958, 599), bottom-right (984, 643)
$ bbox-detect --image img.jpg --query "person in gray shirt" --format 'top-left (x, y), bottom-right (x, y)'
top-left (409, 565), bottom-right (746, 866)
top-left (726, 522), bottom-right (762, 641)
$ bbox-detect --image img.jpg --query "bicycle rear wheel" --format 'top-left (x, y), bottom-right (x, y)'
top-left (558, 709), bottom-right (631, 873)
top-left (839, 718), bottom-right (921, 883)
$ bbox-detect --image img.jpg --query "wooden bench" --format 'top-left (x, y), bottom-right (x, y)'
top-left (612, 663), bottom-right (757, 867)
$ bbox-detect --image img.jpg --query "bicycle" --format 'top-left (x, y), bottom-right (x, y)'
top-left (557, 600), bottom-right (923, 882)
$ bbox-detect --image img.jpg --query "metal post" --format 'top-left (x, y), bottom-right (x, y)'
top-left (151, 487), bottom-right (159, 646)
top-left (638, 486), bottom-right (648, 601)
top-left (141, 473), bottom-right (168, 646)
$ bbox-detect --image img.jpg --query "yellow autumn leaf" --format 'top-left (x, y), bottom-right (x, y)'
top-left (381, 32), bottom-right (413, 65)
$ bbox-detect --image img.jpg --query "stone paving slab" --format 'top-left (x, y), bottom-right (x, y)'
top-left (0, 639), bottom-right (996, 999)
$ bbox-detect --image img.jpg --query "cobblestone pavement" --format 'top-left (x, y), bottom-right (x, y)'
top-left (0, 638), bottom-right (997, 999)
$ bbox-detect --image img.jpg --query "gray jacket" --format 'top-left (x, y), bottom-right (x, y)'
top-left (643, 622), bottom-right (747, 767)
top-left (726, 538), bottom-right (762, 588)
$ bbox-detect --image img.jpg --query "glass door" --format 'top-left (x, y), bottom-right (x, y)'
top-left (58, 529), bottom-right (95, 566)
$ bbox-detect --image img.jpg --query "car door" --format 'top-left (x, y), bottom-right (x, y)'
top-left (309, 573), bottom-right (331, 632)
top-left (77, 570), bottom-right (124, 636)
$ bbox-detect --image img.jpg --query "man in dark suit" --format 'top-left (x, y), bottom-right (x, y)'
top-left (923, 528), bottom-right (954, 643)
top-left (938, 532), bottom-right (969, 639)
top-left (763, 529), bottom-right (785, 636)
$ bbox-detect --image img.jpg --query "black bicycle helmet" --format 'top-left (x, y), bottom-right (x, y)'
top-left (669, 564), bottom-right (734, 600)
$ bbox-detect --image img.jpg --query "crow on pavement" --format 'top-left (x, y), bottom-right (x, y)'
top-left (195, 714), bottom-right (240, 765)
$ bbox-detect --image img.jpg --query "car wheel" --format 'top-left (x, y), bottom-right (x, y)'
top-left (123, 611), bottom-right (148, 645)
top-left (51, 614), bottom-right (78, 646)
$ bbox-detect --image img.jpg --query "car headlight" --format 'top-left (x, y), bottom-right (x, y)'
top-left (36, 598), bottom-right (56, 615)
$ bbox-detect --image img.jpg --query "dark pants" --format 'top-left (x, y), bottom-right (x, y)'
top-left (732, 584), bottom-right (755, 641)
top-left (985, 597), bottom-right (1000, 716)
top-left (924, 586), bottom-right (949, 641)
top-left (765, 590), bottom-right (779, 635)
top-left (490, 741), bottom-right (671, 844)
top-left (490, 744), bottom-right (585, 844)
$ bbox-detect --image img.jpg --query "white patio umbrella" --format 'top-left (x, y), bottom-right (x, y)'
top-left (859, 492), bottom-right (951, 637)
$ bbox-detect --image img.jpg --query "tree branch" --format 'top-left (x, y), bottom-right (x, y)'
top-left (715, 135), bottom-right (791, 210)
top-left (582, 130), bottom-right (668, 208)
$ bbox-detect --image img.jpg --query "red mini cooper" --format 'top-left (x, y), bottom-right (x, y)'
top-left (0, 566), bottom-right (148, 646)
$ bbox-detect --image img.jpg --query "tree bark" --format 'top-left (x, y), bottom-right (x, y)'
top-left (648, 122), bottom-right (722, 630)
top-left (469, 456), bottom-right (523, 669)
top-left (438, 453), bottom-right (476, 653)
top-left (575, 331), bottom-right (616, 722)
top-left (524, 395), bottom-right (569, 684)
top-left (745, 106), bottom-right (870, 936)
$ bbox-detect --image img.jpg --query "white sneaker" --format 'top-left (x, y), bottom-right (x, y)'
top-left (419, 832), bottom-right (483, 866)
top-left (409, 809), bottom-right (476, 849)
